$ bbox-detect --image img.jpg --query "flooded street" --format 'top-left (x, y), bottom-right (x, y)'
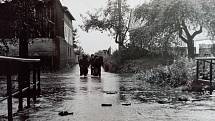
top-left (1, 0), bottom-right (215, 121)
top-left (1, 65), bottom-right (215, 121)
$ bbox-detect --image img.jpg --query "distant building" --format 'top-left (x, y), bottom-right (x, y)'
top-left (0, 0), bottom-right (76, 71)
top-left (199, 44), bottom-right (215, 57)
top-left (95, 48), bottom-right (111, 57)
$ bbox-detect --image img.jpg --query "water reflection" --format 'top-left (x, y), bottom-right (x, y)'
top-left (1, 65), bottom-right (215, 121)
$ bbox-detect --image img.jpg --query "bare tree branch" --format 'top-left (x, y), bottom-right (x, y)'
top-left (179, 27), bottom-right (188, 43)
top-left (181, 20), bottom-right (191, 38)
top-left (191, 26), bottom-right (202, 39)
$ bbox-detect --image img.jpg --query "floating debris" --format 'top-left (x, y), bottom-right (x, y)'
top-left (101, 104), bottom-right (112, 106)
top-left (58, 111), bottom-right (73, 116)
top-left (121, 103), bottom-right (131, 106)
top-left (104, 91), bottom-right (118, 94)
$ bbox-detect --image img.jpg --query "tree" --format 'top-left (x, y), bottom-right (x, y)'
top-left (81, 0), bottom-right (131, 50)
top-left (0, 0), bottom-right (49, 110)
top-left (0, 0), bottom-right (47, 57)
top-left (72, 28), bottom-right (79, 48)
top-left (133, 0), bottom-right (215, 58)
top-left (74, 46), bottom-right (84, 55)
top-left (72, 28), bottom-right (85, 55)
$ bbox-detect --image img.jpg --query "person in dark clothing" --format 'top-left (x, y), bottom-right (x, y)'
top-left (90, 54), bottom-right (95, 75)
top-left (97, 56), bottom-right (103, 77)
top-left (98, 56), bottom-right (103, 76)
top-left (78, 54), bottom-right (89, 77)
top-left (93, 55), bottom-right (99, 76)
top-left (94, 55), bottom-right (103, 77)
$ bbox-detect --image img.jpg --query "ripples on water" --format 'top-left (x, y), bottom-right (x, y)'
top-left (1, 66), bottom-right (215, 121)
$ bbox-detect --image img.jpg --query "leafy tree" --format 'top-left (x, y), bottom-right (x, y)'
top-left (0, 0), bottom-right (47, 57)
top-left (81, 0), bottom-right (131, 50)
top-left (72, 28), bottom-right (79, 48)
top-left (74, 46), bottom-right (84, 55)
top-left (72, 28), bottom-right (86, 55)
top-left (133, 0), bottom-right (215, 58)
top-left (0, 0), bottom-right (48, 100)
top-left (72, 28), bottom-right (85, 55)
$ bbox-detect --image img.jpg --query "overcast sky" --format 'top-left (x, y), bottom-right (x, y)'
top-left (61, 0), bottom-right (149, 54)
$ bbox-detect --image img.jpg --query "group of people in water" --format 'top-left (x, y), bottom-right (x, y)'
top-left (78, 54), bottom-right (103, 77)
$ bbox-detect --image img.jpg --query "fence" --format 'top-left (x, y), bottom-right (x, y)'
top-left (0, 56), bottom-right (41, 121)
top-left (196, 57), bottom-right (215, 95)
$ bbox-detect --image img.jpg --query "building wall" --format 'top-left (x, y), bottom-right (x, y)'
top-left (29, 38), bottom-right (58, 70)
top-left (63, 8), bottom-right (76, 67)
top-left (59, 37), bottom-right (75, 68)
top-left (53, 0), bottom-right (64, 38)
top-left (64, 12), bottom-right (73, 46)
top-left (40, 0), bottom-right (76, 69)
top-left (29, 38), bottom-right (56, 56)
top-left (49, 1), bottom-right (76, 69)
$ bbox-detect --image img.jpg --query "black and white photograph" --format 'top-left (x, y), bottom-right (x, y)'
top-left (1, 0), bottom-right (215, 120)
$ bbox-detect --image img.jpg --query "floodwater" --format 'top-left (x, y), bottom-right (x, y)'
top-left (1, 65), bottom-right (215, 121)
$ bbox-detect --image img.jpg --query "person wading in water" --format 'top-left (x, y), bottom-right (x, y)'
top-left (78, 54), bottom-right (89, 77)
top-left (93, 55), bottom-right (103, 77)
top-left (90, 54), bottom-right (95, 76)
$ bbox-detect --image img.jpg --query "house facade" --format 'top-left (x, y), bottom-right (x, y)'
top-left (0, 0), bottom-right (76, 71)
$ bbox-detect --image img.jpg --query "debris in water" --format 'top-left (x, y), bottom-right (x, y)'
top-left (104, 91), bottom-right (118, 94)
top-left (121, 103), bottom-right (131, 106)
top-left (101, 104), bottom-right (112, 106)
top-left (137, 111), bottom-right (142, 115)
top-left (58, 111), bottom-right (73, 116)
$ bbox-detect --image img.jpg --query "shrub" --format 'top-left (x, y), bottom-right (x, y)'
top-left (103, 46), bottom-right (175, 73)
top-left (137, 57), bottom-right (196, 87)
top-left (104, 47), bottom-right (152, 72)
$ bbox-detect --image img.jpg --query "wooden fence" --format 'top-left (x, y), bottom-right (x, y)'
top-left (0, 56), bottom-right (41, 121)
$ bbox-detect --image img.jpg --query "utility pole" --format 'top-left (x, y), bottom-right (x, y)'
top-left (118, 0), bottom-right (122, 50)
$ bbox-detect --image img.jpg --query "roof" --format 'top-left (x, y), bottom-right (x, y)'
top-left (44, 0), bottom-right (75, 21)
top-left (63, 6), bottom-right (75, 21)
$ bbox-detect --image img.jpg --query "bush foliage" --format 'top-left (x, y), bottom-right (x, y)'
top-left (103, 47), bottom-right (175, 73)
top-left (104, 47), bottom-right (152, 72)
top-left (136, 58), bottom-right (196, 87)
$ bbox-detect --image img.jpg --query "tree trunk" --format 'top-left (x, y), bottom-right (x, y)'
top-left (19, 38), bottom-right (28, 58)
top-left (178, 23), bottom-right (202, 59)
top-left (118, 43), bottom-right (124, 50)
top-left (18, 36), bottom-right (29, 90)
top-left (118, 0), bottom-right (123, 51)
top-left (187, 40), bottom-right (195, 59)
top-left (19, 21), bottom-right (29, 58)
